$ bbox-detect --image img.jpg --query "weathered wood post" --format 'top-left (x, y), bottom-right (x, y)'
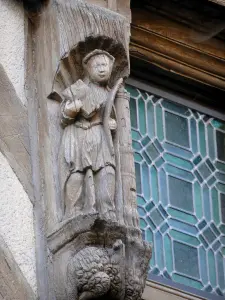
top-left (26, 0), bottom-right (151, 299)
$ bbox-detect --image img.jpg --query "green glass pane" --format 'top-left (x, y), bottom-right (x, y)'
top-left (169, 219), bottom-right (198, 235)
top-left (216, 161), bottom-right (225, 173)
top-left (135, 162), bottom-right (142, 194)
top-left (168, 176), bottom-right (193, 213)
top-left (199, 246), bottom-right (208, 284)
top-left (221, 194), bottom-right (225, 223)
top-left (138, 206), bottom-right (146, 217)
top-left (150, 166), bottom-right (159, 203)
top-left (194, 181), bottom-right (203, 219)
top-left (132, 129), bottom-right (141, 141)
top-left (137, 196), bottom-right (146, 206)
top-left (215, 172), bottom-right (225, 183)
top-left (142, 151), bottom-right (152, 165)
top-left (156, 105), bottom-right (164, 141)
top-left (203, 185), bottom-right (211, 222)
top-left (190, 118), bottom-right (198, 154)
top-left (216, 182), bottom-right (225, 194)
top-left (146, 228), bottom-right (153, 243)
top-left (172, 274), bottom-right (203, 290)
top-left (165, 164), bottom-right (194, 182)
top-left (126, 85), bottom-right (140, 97)
top-left (222, 247), bottom-right (225, 256)
top-left (141, 136), bottom-right (151, 146)
top-left (164, 153), bottom-right (193, 170)
top-left (170, 229), bottom-right (200, 246)
top-left (146, 143), bottom-right (159, 160)
top-left (164, 142), bottom-right (193, 159)
top-left (202, 227), bottom-right (216, 244)
top-left (208, 249), bottom-right (216, 287)
top-left (134, 152), bottom-right (143, 162)
top-left (198, 121), bottom-right (206, 157)
top-left (211, 119), bottom-right (225, 129)
top-left (155, 231), bottom-right (164, 270)
top-left (212, 188), bottom-right (220, 225)
top-left (216, 130), bottom-right (225, 163)
top-left (165, 111), bottom-right (189, 148)
top-left (150, 209), bottom-right (164, 227)
top-left (164, 234), bottom-right (173, 273)
top-left (140, 218), bottom-right (147, 229)
top-left (142, 162), bottom-right (150, 200)
top-left (174, 242), bottom-right (199, 278)
top-left (132, 140), bottom-right (142, 151)
top-left (161, 100), bottom-right (190, 116)
top-left (147, 101), bottom-right (155, 139)
top-left (198, 163), bottom-right (211, 179)
top-left (217, 253), bottom-right (225, 290)
top-left (138, 97), bottom-right (147, 135)
top-left (207, 124), bottom-right (216, 161)
top-left (130, 98), bottom-right (138, 129)
top-left (167, 207), bottom-right (197, 224)
top-left (220, 225), bottom-right (225, 234)
top-left (159, 168), bottom-right (168, 206)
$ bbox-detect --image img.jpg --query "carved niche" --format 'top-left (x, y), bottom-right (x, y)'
top-left (35, 1), bottom-right (152, 299)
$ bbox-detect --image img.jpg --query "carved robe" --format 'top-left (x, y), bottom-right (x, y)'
top-left (58, 80), bottom-right (116, 217)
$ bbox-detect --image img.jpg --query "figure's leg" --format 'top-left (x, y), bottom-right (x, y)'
top-left (65, 172), bottom-right (84, 218)
top-left (83, 168), bottom-right (96, 214)
top-left (94, 166), bottom-right (116, 221)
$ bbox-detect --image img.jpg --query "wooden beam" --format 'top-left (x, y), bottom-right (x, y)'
top-left (210, 0), bottom-right (225, 6)
top-left (0, 235), bottom-right (35, 300)
top-left (0, 64), bottom-right (33, 200)
top-left (131, 8), bottom-right (225, 91)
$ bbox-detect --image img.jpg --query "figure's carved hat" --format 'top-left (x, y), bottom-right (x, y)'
top-left (82, 49), bottom-right (115, 66)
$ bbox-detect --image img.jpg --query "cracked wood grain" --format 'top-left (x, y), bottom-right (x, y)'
top-left (0, 235), bottom-right (35, 300)
top-left (0, 64), bottom-right (33, 201)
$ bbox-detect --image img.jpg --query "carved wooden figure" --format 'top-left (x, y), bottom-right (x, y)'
top-left (59, 50), bottom-right (121, 221)
top-left (26, 1), bottom-right (151, 299)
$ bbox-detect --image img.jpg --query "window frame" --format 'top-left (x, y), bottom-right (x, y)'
top-left (126, 77), bottom-right (225, 300)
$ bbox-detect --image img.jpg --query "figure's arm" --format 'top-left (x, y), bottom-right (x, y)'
top-left (61, 99), bottom-right (82, 127)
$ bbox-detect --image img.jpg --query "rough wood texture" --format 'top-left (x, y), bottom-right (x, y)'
top-left (0, 63), bottom-right (33, 200)
top-left (131, 4), bottom-right (225, 91)
top-left (0, 235), bottom-right (35, 300)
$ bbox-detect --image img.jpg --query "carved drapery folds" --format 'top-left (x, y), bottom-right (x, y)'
top-left (27, 0), bottom-right (151, 299)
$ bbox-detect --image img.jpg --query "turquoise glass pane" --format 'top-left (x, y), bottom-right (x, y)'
top-left (198, 121), bottom-right (206, 157)
top-left (164, 153), bottom-right (193, 170)
top-left (156, 104), bottom-right (164, 141)
top-left (127, 84), bottom-right (225, 297)
top-left (165, 111), bottom-right (189, 148)
top-left (168, 176), bottom-right (193, 212)
top-left (174, 242), bottom-right (199, 278)
top-left (138, 97), bottom-right (146, 135)
top-left (216, 130), bottom-right (225, 162)
top-left (130, 98), bottom-right (138, 129)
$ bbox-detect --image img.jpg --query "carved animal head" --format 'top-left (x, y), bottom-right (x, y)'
top-left (83, 50), bottom-right (115, 85)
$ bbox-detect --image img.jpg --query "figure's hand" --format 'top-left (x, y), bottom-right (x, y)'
top-left (109, 118), bottom-right (117, 130)
top-left (64, 99), bottom-right (83, 118)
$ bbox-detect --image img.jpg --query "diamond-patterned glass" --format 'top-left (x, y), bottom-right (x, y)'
top-left (126, 84), bottom-right (225, 297)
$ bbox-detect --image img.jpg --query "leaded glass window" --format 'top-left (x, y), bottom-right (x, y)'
top-left (126, 83), bottom-right (225, 297)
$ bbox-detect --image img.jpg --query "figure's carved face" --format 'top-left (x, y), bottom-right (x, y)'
top-left (85, 54), bottom-right (113, 84)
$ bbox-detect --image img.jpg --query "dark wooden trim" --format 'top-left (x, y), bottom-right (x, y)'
top-left (0, 235), bottom-right (35, 300)
top-left (126, 77), bottom-right (225, 121)
top-left (131, 8), bottom-right (225, 91)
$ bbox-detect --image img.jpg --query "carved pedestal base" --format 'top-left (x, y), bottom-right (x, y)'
top-left (48, 214), bottom-right (151, 300)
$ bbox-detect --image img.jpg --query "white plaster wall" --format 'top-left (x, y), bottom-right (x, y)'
top-left (0, 152), bottom-right (37, 293)
top-left (0, 0), bottom-right (26, 105)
